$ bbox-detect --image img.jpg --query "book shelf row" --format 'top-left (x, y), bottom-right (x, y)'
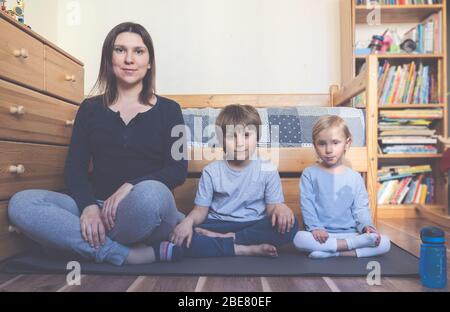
top-left (357, 0), bottom-right (442, 5)
top-left (377, 165), bottom-right (435, 206)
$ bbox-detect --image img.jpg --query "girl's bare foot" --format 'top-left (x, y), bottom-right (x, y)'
top-left (235, 244), bottom-right (278, 257)
top-left (195, 227), bottom-right (235, 239)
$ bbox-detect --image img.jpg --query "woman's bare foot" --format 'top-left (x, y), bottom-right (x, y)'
top-left (234, 244), bottom-right (278, 257)
top-left (195, 227), bottom-right (235, 239)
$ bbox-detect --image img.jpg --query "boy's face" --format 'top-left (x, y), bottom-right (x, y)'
top-left (314, 127), bottom-right (351, 167)
top-left (224, 124), bottom-right (258, 161)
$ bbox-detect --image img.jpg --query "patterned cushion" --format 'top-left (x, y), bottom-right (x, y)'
top-left (182, 106), bottom-right (365, 147)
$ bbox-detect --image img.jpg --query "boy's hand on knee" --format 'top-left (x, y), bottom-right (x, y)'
top-left (270, 203), bottom-right (295, 234)
top-left (311, 229), bottom-right (329, 244)
top-left (170, 218), bottom-right (194, 248)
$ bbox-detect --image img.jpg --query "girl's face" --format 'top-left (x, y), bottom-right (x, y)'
top-left (112, 32), bottom-right (150, 88)
top-left (314, 126), bottom-right (351, 168)
top-left (224, 125), bottom-right (258, 162)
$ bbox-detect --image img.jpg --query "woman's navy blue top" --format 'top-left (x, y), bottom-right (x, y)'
top-left (64, 95), bottom-right (188, 211)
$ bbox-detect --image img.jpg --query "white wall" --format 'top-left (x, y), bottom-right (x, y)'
top-left (27, 0), bottom-right (341, 95)
top-left (14, 0), bottom-right (59, 43)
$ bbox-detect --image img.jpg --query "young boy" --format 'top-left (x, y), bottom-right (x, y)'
top-left (171, 104), bottom-right (298, 257)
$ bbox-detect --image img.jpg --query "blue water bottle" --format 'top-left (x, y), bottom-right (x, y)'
top-left (419, 226), bottom-right (447, 289)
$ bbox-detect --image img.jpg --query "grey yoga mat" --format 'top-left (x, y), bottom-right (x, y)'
top-left (2, 243), bottom-right (418, 277)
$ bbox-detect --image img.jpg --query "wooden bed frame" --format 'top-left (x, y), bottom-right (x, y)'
top-left (166, 55), bottom-right (379, 225)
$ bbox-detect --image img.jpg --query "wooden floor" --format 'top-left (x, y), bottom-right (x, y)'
top-left (0, 217), bottom-right (448, 292)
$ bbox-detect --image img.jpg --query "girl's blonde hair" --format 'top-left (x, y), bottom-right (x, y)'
top-left (312, 115), bottom-right (352, 144)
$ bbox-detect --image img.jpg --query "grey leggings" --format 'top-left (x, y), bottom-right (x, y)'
top-left (8, 180), bottom-right (181, 266)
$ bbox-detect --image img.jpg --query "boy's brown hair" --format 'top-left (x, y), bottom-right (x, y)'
top-left (215, 104), bottom-right (262, 146)
top-left (312, 115), bottom-right (352, 144)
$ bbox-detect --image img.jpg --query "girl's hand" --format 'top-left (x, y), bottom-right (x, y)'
top-left (363, 226), bottom-right (381, 246)
top-left (312, 229), bottom-right (329, 244)
top-left (80, 205), bottom-right (106, 249)
top-left (170, 218), bottom-right (194, 247)
top-left (101, 183), bottom-right (133, 231)
top-left (271, 203), bottom-right (295, 234)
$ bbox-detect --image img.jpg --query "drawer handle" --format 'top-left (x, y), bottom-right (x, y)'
top-left (9, 165), bottom-right (26, 175)
top-left (66, 119), bottom-right (75, 126)
top-left (65, 74), bottom-right (76, 82)
top-left (9, 105), bottom-right (26, 115)
top-left (13, 48), bottom-right (29, 59)
top-left (8, 225), bottom-right (21, 234)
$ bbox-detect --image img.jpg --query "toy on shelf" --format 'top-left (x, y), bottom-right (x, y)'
top-left (381, 35), bottom-right (392, 54)
top-left (368, 35), bottom-right (384, 54)
top-left (362, 28), bottom-right (421, 55)
top-left (388, 28), bottom-right (402, 53)
top-left (12, 0), bottom-right (24, 24)
top-left (2, 0), bottom-right (25, 24)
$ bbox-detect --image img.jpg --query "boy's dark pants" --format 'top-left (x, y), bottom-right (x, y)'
top-left (184, 216), bottom-right (299, 257)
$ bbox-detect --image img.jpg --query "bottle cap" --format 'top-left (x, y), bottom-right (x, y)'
top-left (420, 226), bottom-right (446, 244)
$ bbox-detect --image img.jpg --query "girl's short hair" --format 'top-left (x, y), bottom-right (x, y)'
top-left (90, 22), bottom-right (156, 106)
top-left (215, 104), bottom-right (262, 142)
top-left (312, 115), bottom-right (352, 144)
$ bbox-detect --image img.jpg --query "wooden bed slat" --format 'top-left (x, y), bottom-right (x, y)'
top-left (164, 94), bottom-right (330, 108)
top-left (187, 147), bottom-right (368, 173)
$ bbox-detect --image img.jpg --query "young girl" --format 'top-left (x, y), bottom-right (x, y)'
top-left (294, 115), bottom-right (390, 259)
top-left (8, 22), bottom-right (186, 265)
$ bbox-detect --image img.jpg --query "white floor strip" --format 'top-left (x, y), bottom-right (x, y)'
top-left (0, 274), bottom-right (24, 290)
top-left (126, 276), bottom-right (147, 292)
top-left (56, 275), bottom-right (86, 292)
top-left (260, 277), bottom-right (272, 292)
top-left (322, 277), bottom-right (341, 292)
top-left (195, 276), bottom-right (207, 292)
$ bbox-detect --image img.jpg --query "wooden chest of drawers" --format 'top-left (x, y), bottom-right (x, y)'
top-left (0, 12), bottom-right (84, 261)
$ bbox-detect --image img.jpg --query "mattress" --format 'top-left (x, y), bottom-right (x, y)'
top-left (182, 106), bottom-right (366, 148)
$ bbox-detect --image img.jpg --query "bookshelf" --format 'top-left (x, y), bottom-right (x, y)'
top-left (355, 4), bottom-right (444, 24)
top-left (340, 0), bottom-right (448, 218)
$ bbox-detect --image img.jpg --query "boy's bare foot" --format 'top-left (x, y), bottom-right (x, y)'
top-left (195, 227), bottom-right (235, 239)
top-left (235, 244), bottom-right (278, 257)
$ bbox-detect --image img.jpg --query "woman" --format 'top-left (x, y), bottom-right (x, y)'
top-left (8, 22), bottom-right (187, 265)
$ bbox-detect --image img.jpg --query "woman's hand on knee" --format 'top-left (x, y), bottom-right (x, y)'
top-left (80, 205), bottom-right (106, 249)
top-left (102, 183), bottom-right (133, 231)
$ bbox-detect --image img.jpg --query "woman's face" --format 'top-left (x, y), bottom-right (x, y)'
top-left (112, 32), bottom-right (150, 87)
